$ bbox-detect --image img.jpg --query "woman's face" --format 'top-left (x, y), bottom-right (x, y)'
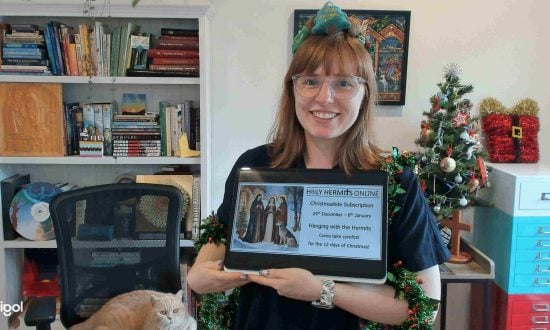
top-left (294, 65), bottom-right (365, 144)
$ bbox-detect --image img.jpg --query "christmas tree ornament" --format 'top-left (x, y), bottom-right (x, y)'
top-left (454, 174), bottom-right (463, 183)
top-left (440, 227), bottom-right (452, 245)
top-left (433, 205), bottom-right (441, 213)
top-left (459, 197), bottom-right (468, 206)
top-left (480, 97), bottom-right (540, 163)
top-left (453, 111), bottom-right (470, 127)
top-left (439, 157), bottom-right (456, 172)
top-left (467, 178), bottom-right (480, 192)
top-left (420, 128), bottom-right (432, 142)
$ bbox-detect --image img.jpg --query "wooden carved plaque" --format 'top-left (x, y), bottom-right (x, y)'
top-left (0, 83), bottom-right (64, 156)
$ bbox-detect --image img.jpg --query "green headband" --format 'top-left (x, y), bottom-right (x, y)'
top-left (292, 1), bottom-right (366, 54)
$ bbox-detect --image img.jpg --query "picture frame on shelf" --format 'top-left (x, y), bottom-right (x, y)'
top-left (293, 9), bottom-right (411, 106)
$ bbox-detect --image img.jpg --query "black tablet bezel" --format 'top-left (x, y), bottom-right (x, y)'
top-left (224, 168), bottom-right (388, 283)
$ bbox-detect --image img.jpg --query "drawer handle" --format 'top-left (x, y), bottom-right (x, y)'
top-left (542, 192), bottom-right (550, 201)
top-left (534, 278), bottom-right (550, 285)
top-left (537, 252), bottom-right (550, 260)
top-left (536, 265), bottom-right (550, 273)
top-left (538, 227), bottom-right (550, 235)
top-left (537, 240), bottom-right (550, 247)
top-left (533, 303), bottom-right (550, 312)
top-left (530, 328), bottom-right (548, 330)
top-left (532, 315), bottom-right (549, 324)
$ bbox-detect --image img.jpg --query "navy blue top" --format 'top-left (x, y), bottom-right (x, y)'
top-left (217, 144), bottom-right (450, 330)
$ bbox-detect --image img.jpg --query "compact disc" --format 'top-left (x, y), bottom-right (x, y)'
top-left (9, 182), bottom-right (62, 241)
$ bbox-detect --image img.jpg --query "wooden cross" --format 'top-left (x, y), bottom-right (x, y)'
top-left (440, 209), bottom-right (472, 263)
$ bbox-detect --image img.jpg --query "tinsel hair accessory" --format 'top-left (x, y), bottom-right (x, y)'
top-left (292, 1), bottom-right (365, 54)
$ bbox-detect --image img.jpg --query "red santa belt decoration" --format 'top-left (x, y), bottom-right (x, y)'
top-left (480, 98), bottom-right (539, 163)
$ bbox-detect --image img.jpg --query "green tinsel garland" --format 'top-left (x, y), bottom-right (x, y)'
top-left (194, 150), bottom-right (440, 329)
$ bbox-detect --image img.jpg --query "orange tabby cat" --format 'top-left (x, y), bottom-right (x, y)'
top-left (70, 290), bottom-right (196, 330)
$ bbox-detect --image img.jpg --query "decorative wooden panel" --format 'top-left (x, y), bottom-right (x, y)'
top-left (0, 83), bottom-right (64, 156)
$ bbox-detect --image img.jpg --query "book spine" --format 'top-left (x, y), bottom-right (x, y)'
top-left (154, 39), bottom-right (199, 50)
top-left (160, 28), bottom-right (199, 36)
top-left (147, 49), bottom-right (199, 59)
top-left (1, 58), bottom-right (49, 66)
top-left (191, 175), bottom-right (201, 239)
top-left (150, 57), bottom-right (199, 65)
top-left (112, 134), bottom-right (161, 140)
top-left (148, 64), bottom-right (199, 72)
top-left (71, 107), bottom-right (84, 155)
top-left (2, 48), bottom-right (46, 56)
top-left (102, 103), bottom-right (113, 156)
top-left (159, 102), bottom-right (168, 157)
top-left (44, 22), bottom-right (58, 75)
top-left (63, 103), bottom-right (73, 155)
top-left (3, 43), bottom-right (45, 48)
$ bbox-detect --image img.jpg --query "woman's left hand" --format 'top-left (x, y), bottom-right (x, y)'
top-left (248, 268), bottom-right (322, 301)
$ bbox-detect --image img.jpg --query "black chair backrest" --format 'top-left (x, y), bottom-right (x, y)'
top-left (49, 183), bottom-right (183, 328)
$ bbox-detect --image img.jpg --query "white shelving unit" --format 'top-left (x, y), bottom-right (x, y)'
top-left (0, 2), bottom-right (213, 327)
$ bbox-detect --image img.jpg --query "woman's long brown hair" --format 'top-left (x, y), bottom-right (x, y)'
top-left (268, 17), bottom-right (382, 173)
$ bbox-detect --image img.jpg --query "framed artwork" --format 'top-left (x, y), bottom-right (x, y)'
top-left (294, 10), bottom-right (411, 105)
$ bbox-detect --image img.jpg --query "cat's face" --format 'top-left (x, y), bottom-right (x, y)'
top-left (151, 290), bottom-right (189, 329)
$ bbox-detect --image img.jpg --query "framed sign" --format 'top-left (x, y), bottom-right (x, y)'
top-left (294, 9), bottom-right (411, 106)
top-left (224, 168), bottom-right (388, 284)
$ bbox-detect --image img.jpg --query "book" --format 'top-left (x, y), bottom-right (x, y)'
top-left (136, 175), bottom-right (194, 238)
top-left (0, 83), bottom-right (64, 156)
top-left (1, 174), bottom-right (30, 240)
top-left (148, 64), bottom-right (199, 73)
top-left (102, 103), bottom-right (113, 156)
top-left (82, 103), bottom-right (96, 136)
top-left (154, 38), bottom-right (198, 50)
top-left (160, 28), bottom-right (198, 37)
top-left (191, 175), bottom-right (201, 239)
top-left (119, 22), bottom-right (140, 76)
top-left (147, 49), bottom-right (199, 59)
top-left (126, 69), bottom-right (198, 77)
top-left (150, 57), bottom-right (199, 66)
top-left (130, 34), bottom-right (150, 70)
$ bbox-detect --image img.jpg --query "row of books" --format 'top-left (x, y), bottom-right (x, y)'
top-left (0, 24), bottom-right (52, 75)
top-left (0, 22), bottom-right (199, 77)
top-left (159, 100), bottom-right (200, 157)
top-left (62, 100), bottom-right (199, 157)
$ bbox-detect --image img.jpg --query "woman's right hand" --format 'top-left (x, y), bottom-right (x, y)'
top-left (187, 243), bottom-right (250, 294)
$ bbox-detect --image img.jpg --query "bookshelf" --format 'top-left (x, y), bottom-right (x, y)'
top-left (0, 1), bottom-right (212, 326)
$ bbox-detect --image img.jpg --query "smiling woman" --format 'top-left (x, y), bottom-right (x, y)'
top-left (187, 2), bottom-right (450, 329)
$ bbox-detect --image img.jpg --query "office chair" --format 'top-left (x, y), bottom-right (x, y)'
top-left (24, 183), bottom-right (184, 330)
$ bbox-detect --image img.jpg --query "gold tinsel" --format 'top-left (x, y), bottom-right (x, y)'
top-left (510, 98), bottom-right (539, 116)
top-left (479, 97), bottom-right (506, 116)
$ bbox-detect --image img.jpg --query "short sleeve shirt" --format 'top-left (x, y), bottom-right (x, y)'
top-left (216, 145), bottom-right (450, 330)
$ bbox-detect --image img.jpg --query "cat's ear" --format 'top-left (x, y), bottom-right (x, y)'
top-left (175, 290), bottom-right (184, 302)
top-left (151, 295), bottom-right (162, 306)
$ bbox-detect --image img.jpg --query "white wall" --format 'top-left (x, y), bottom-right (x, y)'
top-left (209, 0), bottom-right (550, 211)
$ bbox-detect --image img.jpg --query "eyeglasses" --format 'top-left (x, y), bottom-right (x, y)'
top-left (292, 74), bottom-right (366, 100)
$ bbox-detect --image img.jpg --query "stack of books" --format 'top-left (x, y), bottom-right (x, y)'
top-left (112, 113), bottom-right (161, 157)
top-left (129, 28), bottom-right (199, 77)
top-left (0, 24), bottom-right (51, 75)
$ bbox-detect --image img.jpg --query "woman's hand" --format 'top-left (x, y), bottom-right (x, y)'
top-left (248, 268), bottom-right (322, 301)
top-left (187, 259), bottom-right (249, 294)
top-left (187, 243), bottom-right (249, 294)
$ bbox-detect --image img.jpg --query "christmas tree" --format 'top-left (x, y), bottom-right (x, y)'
top-left (415, 64), bottom-right (489, 222)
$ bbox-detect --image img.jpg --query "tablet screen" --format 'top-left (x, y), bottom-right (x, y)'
top-left (225, 168), bottom-right (388, 283)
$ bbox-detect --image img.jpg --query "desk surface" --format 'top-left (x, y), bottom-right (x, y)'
top-left (440, 239), bottom-right (495, 281)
